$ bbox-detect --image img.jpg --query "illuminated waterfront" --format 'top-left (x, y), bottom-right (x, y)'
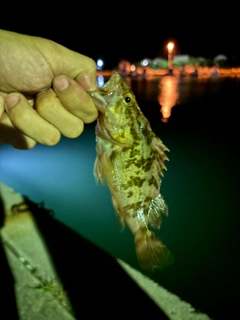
top-left (98, 66), bottom-right (240, 78)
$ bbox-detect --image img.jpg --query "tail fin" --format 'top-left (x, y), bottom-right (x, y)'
top-left (134, 229), bottom-right (173, 271)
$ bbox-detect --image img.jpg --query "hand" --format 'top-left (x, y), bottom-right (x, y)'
top-left (0, 30), bottom-right (98, 149)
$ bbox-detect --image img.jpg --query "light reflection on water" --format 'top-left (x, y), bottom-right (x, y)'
top-left (158, 76), bottom-right (179, 122)
top-left (128, 75), bottom-right (240, 127)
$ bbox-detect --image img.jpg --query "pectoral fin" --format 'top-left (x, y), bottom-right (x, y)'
top-left (93, 157), bottom-right (105, 184)
top-left (147, 194), bottom-right (168, 229)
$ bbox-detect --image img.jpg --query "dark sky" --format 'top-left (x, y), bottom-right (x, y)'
top-left (1, 4), bottom-right (238, 68)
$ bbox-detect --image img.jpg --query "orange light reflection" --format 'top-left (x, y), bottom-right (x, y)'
top-left (158, 76), bottom-right (179, 122)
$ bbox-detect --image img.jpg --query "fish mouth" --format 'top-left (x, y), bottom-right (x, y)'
top-left (88, 91), bottom-right (108, 112)
top-left (99, 71), bottom-right (122, 94)
top-left (89, 72), bottom-right (123, 112)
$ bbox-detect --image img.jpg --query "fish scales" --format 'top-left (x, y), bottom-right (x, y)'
top-left (90, 72), bottom-right (173, 271)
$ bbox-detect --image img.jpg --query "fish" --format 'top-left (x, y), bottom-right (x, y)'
top-left (89, 72), bottom-right (173, 271)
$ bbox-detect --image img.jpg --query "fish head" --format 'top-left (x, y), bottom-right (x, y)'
top-left (91, 72), bottom-right (143, 144)
top-left (99, 71), bottom-right (130, 99)
top-left (91, 71), bottom-right (141, 114)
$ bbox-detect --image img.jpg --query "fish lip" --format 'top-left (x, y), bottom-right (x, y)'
top-left (88, 91), bottom-right (108, 112)
top-left (98, 72), bottom-right (123, 100)
top-left (89, 72), bottom-right (121, 112)
top-left (99, 71), bottom-right (121, 94)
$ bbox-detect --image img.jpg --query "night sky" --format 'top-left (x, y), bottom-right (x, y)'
top-left (1, 4), bottom-right (238, 68)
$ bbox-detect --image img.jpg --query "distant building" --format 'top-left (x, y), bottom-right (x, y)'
top-left (213, 54), bottom-right (227, 62)
top-left (173, 55), bottom-right (190, 63)
top-left (213, 54), bottom-right (227, 67)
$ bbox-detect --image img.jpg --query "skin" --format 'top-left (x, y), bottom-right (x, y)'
top-left (0, 29), bottom-right (98, 149)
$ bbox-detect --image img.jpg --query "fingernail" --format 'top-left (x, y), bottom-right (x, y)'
top-left (5, 95), bottom-right (20, 109)
top-left (53, 76), bottom-right (69, 92)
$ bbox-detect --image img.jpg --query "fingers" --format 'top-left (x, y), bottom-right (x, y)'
top-left (52, 75), bottom-right (98, 124)
top-left (36, 38), bottom-right (98, 92)
top-left (2, 75), bottom-right (98, 149)
top-left (0, 95), bottom-right (4, 117)
top-left (1, 75), bottom-right (98, 149)
top-left (56, 47), bottom-right (97, 92)
top-left (0, 95), bottom-right (36, 149)
top-left (36, 88), bottom-right (84, 138)
top-left (4, 93), bottom-right (61, 147)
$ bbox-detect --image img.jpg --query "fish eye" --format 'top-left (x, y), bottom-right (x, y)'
top-left (125, 96), bottom-right (131, 103)
top-left (123, 93), bottom-right (134, 106)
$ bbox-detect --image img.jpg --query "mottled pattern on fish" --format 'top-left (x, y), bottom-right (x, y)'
top-left (90, 72), bottom-right (173, 271)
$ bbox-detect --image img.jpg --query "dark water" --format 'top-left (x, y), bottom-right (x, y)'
top-left (1, 76), bottom-right (240, 319)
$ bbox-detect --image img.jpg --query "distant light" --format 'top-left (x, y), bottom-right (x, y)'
top-left (130, 64), bottom-right (136, 72)
top-left (96, 59), bottom-right (104, 70)
top-left (97, 75), bottom-right (105, 88)
top-left (167, 42), bottom-right (174, 51)
top-left (141, 59), bottom-right (148, 66)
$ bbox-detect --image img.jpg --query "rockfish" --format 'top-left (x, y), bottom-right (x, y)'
top-left (89, 72), bottom-right (173, 271)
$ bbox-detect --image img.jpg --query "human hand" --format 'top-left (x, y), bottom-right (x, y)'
top-left (0, 30), bottom-right (98, 149)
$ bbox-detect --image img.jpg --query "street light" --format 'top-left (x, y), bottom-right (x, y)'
top-left (167, 42), bottom-right (174, 71)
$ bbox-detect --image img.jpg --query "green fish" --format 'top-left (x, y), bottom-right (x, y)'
top-left (90, 72), bottom-right (173, 270)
